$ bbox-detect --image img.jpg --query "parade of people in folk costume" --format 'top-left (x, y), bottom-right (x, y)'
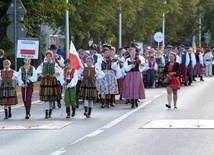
top-left (0, 42), bottom-right (214, 119)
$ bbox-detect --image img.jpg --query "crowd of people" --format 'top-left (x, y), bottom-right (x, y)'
top-left (0, 44), bottom-right (214, 120)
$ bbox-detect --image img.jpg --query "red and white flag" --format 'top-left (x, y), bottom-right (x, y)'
top-left (69, 41), bottom-right (83, 70)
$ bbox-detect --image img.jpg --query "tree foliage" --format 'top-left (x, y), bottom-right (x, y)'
top-left (0, 0), bottom-right (214, 52)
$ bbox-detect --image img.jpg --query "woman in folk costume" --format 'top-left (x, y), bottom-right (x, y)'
top-left (123, 47), bottom-right (146, 108)
top-left (96, 48), bottom-right (119, 108)
top-left (117, 48), bottom-right (127, 100)
top-left (63, 59), bottom-right (78, 118)
top-left (79, 57), bottom-right (104, 118)
top-left (194, 48), bottom-right (204, 81)
top-left (0, 60), bottom-right (18, 119)
top-left (155, 49), bottom-right (165, 87)
top-left (37, 51), bottom-right (64, 119)
top-left (17, 58), bottom-right (38, 119)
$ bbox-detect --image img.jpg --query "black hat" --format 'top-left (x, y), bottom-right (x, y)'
top-left (103, 44), bottom-right (112, 50)
top-left (50, 44), bottom-right (57, 50)
top-left (79, 45), bottom-right (85, 50)
top-left (130, 42), bottom-right (138, 48)
top-left (179, 44), bottom-right (185, 48)
top-left (185, 46), bottom-right (190, 49)
top-left (166, 45), bottom-right (173, 48)
top-left (89, 43), bottom-right (97, 51)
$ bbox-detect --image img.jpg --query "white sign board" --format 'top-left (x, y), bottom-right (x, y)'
top-left (17, 39), bottom-right (39, 59)
top-left (154, 32), bottom-right (163, 42)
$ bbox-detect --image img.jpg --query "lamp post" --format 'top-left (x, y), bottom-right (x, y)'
top-left (118, 1), bottom-right (122, 48)
top-left (65, 0), bottom-right (69, 58)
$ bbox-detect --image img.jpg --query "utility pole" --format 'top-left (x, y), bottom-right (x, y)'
top-left (118, 1), bottom-right (122, 48)
top-left (65, 0), bottom-right (69, 58)
top-left (199, 14), bottom-right (202, 47)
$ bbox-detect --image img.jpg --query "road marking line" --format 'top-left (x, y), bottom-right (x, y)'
top-left (49, 90), bottom-right (167, 155)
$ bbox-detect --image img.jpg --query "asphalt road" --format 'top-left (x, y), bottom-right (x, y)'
top-left (1, 76), bottom-right (214, 155)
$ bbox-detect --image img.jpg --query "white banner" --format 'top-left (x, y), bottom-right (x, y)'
top-left (17, 39), bottom-right (39, 59)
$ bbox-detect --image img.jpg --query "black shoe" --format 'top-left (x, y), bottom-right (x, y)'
top-left (8, 107), bottom-right (12, 118)
top-left (110, 103), bottom-right (115, 107)
top-left (52, 102), bottom-right (56, 109)
top-left (49, 109), bottom-right (52, 118)
top-left (87, 107), bottom-right (92, 118)
top-left (119, 95), bottom-right (122, 100)
top-left (71, 107), bottom-right (76, 117)
top-left (165, 104), bottom-right (171, 109)
top-left (66, 113), bottom-right (71, 118)
top-left (57, 101), bottom-right (61, 108)
top-left (124, 99), bottom-right (130, 104)
top-left (45, 110), bottom-right (49, 119)
top-left (84, 106), bottom-right (88, 117)
top-left (4, 109), bottom-right (8, 119)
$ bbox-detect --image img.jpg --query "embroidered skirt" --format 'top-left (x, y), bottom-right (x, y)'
top-left (0, 80), bottom-right (18, 105)
top-left (39, 76), bottom-right (61, 101)
top-left (79, 76), bottom-right (97, 100)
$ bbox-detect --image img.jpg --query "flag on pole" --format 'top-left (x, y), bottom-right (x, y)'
top-left (69, 41), bottom-right (84, 70)
top-left (192, 35), bottom-right (196, 53)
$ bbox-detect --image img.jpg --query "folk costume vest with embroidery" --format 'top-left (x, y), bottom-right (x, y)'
top-left (42, 62), bottom-right (55, 76)
top-left (128, 60), bottom-right (139, 72)
top-left (64, 68), bottom-right (75, 85)
top-left (101, 60), bottom-right (112, 70)
top-left (21, 66), bottom-right (33, 83)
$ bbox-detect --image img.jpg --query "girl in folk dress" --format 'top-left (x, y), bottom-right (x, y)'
top-left (37, 51), bottom-right (64, 119)
top-left (0, 60), bottom-right (18, 119)
top-left (79, 57), bottom-right (104, 118)
top-left (123, 48), bottom-right (146, 108)
top-left (63, 59), bottom-right (78, 118)
top-left (97, 48), bottom-right (119, 108)
top-left (18, 58), bottom-right (38, 119)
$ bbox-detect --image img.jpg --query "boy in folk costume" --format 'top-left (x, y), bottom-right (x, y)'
top-left (37, 51), bottom-right (64, 119)
top-left (0, 60), bottom-right (18, 119)
top-left (18, 58), bottom-right (38, 119)
top-left (63, 59), bottom-right (78, 118)
top-left (79, 57), bottom-right (104, 118)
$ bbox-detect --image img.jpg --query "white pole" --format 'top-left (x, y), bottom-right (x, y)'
top-left (118, 2), bottom-right (122, 48)
top-left (65, 0), bottom-right (69, 58)
top-left (14, 0), bottom-right (17, 71)
top-left (199, 15), bottom-right (201, 47)
top-left (162, 1), bottom-right (166, 48)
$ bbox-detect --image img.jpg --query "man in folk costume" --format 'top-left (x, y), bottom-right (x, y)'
top-left (63, 59), bottom-right (78, 118)
top-left (203, 48), bottom-right (214, 77)
top-left (49, 44), bottom-right (65, 109)
top-left (18, 58), bottom-right (38, 119)
top-left (186, 47), bottom-right (196, 85)
top-left (0, 60), bottom-right (18, 119)
top-left (178, 44), bottom-right (190, 86)
top-left (164, 45), bottom-right (173, 64)
top-left (37, 51), bottom-right (64, 119)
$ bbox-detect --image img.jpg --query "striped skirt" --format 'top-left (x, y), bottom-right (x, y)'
top-left (79, 76), bottom-right (97, 100)
top-left (39, 76), bottom-right (61, 101)
top-left (0, 80), bottom-right (18, 105)
top-left (123, 71), bottom-right (146, 99)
